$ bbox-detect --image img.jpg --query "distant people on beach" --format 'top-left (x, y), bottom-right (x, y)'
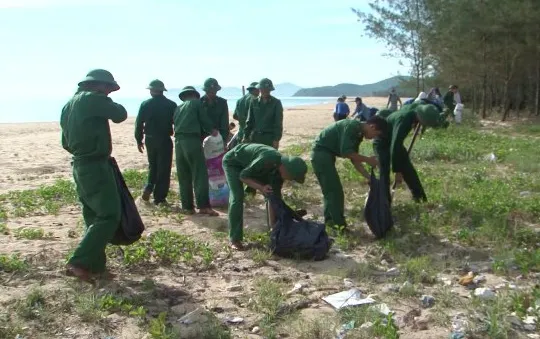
top-left (387, 87), bottom-right (402, 112)
top-left (352, 97), bottom-right (371, 121)
top-left (333, 95), bottom-right (350, 121)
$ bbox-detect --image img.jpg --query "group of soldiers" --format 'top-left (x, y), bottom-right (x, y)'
top-left (60, 69), bottom-right (447, 282)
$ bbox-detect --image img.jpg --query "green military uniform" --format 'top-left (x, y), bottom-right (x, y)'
top-left (443, 90), bottom-right (455, 117)
top-left (233, 82), bottom-right (258, 142)
top-left (311, 120), bottom-right (364, 227)
top-left (200, 78), bottom-right (229, 142)
top-left (174, 86), bottom-right (214, 211)
top-left (373, 103), bottom-right (445, 202)
top-left (244, 78), bottom-right (283, 147)
top-left (60, 69), bottom-right (127, 273)
top-left (135, 80), bottom-right (177, 204)
top-left (223, 144), bottom-right (307, 242)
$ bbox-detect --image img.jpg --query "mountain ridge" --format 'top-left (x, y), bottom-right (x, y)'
top-left (292, 76), bottom-right (412, 97)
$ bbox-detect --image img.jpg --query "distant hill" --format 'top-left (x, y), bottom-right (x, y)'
top-left (168, 82), bottom-right (302, 98)
top-left (292, 76), bottom-right (412, 97)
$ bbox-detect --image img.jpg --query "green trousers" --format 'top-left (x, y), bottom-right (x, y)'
top-left (373, 138), bottom-right (427, 202)
top-left (175, 135), bottom-right (211, 210)
top-left (144, 136), bottom-right (172, 204)
top-left (69, 159), bottom-right (121, 273)
top-left (223, 156), bottom-right (282, 242)
top-left (250, 132), bottom-right (274, 147)
top-left (311, 148), bottom-right (347, 227)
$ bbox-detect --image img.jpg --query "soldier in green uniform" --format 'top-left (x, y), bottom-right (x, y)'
top-left (244, 78), bottom-right (283, 149)
top-left (135, 79), bottom-right (177, 205)
top-left (201, 78), bottom-right (229, 143)
top-left (60, 69), bottom-right (127, 282)
top-left (223, 143), bottom-right (307, 250)
top-left (374, 103), bottom-right (447, 202)
top-left (233, 81), bottom-right (259, 142)
top-left (311, 117), bottom-right (388, 228)
top-left (443, 85), bottom-right (458, 118)
top-left (174, 86), bottom-right (219, 216)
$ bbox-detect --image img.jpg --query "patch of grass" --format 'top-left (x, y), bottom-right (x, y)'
top-left (148, 312), bottom-right (179, 339)
top-left (116, 229), bottom-right (215, 269)
top-left (0, 313), bottom-right (24, 338)
top-left (339, 307), bottom-right (399, 339)
top-left (123, 169), bottom-right (148, 198)
top-left (328, 227), bottom-right (360, 251)
top-left (0, 223), bottom-right (8, 235)
top-left (251, 248), bottom-right (273, 266)
top-left (14, 227), bottom-right (53, 240)
top-left (0, 254), bottom-right (29, 272)
top-left (292, 317), bottom-right (337, 339)
top-left (403, 256), bottom-right (436, 284)
top-left (245, 231), bottom-right (270, 248)
top-left (250, 278), bottom-right (287, 335)
top-left (16, 289), bottom-right (46, 320)
top-left (0, 179), bottom-right (77, 217)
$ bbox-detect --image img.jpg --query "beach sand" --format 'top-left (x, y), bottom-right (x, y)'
top-left (3, 96), bottom-right (453, 339)
top-left (0, 97), bottom-right (389, 193)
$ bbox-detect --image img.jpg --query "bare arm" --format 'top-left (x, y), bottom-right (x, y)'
top-left (345, 152), bottom-right (376, 180)
top-left (241, 177), bottom-right (271, 194)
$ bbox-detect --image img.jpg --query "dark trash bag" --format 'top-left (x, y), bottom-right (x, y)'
top-left (364, 168), bottom-right (393, 238)
top-left (109, 157), bottom-right (145, 246)
top-left (269, 195), bottom-right (331, 261)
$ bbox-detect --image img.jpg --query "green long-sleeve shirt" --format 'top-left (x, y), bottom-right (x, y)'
top-left (201, 95), bottom-right (229, 142)
top-left (173, 99), bottom-right (214, 137)
top-left (224, 143), bottom-right (283, 189)
top-left (233, 94), bottom-right (254, 131)
top-left (60, 90), bottom-right (127, 161)
top-left (244, 96), bottom-right (283, 142)
top-left (134, 95), bottom-right (177, 145)
top-left (314, 119), bottom-right (364, 157)
top-left (386, 105), bottom-right (418, 173)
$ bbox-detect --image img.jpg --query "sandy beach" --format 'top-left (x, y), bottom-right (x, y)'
top-left (0, 97), bottom-right (389, 194)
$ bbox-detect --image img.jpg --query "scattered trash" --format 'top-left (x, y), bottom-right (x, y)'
top-left (287, 282), bottom-right (305, 295)
top-left (225, 316), bottom-right (244, 324)
top-left (520, 191), bottom-right (532, 197)
top-left (251, 326), bottom-right (260, 334)
top-left (382, 284), bottom-right (399, 294)
top-left (343, 278), bottom-right (355, 288)
top-left (322, 289), bottom-right (376, 310)
top-left (485, 153), bottom-right (497, 162)
top-left (451, 312), bottom-right (468, 339)
top-left (226, 285), bottom-right (243, 292)
top-left (473, 287), bottom-right (496, 300)
top-left (178, 308), bottom-right (204, 325)
top-left (472, 275), bottom-right (486, 285)
top-left (413, 315), bottom-right (429, 331)
top-left (523, 316), bottom-right (537, 332)
top-left (386, 267), bottom-right (400, 276)
top-left (527, 334), bottom-right (540, 339)
top-left (336, 320), bottom-right (356, 339)
top-left (420, 295), bottom-right (435, 308)
top-left (458, 272), bottom-right (474, 286)
top-left (450, 332), bottom-right (466, 339)
top-left (360, 321), bottom-right (373, 329)
top-left (506, 313), bottom-right (522, 327)
top-left (371, 303), bottom-right (393, 316)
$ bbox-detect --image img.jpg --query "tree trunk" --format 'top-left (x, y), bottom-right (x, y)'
top-left (481, 34), bottom-right (488, 119)
top-left (536, 43), bottom-right (540, 116)
top-left (501, 50), bottom-right (520, 121)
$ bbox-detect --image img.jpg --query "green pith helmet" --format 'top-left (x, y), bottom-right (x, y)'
top-left (246, 82), bottom-right (259, 91)
top-left (178, 86), bottom-right (200, 101)
top-left (256, 78), bottom-right (275, 91)
top-left (78, 69), bottom-right (120, 91)
top-left (281, 156), bottom-right (308, 184)
top-left (376, 109), bottom-right (394, 119)
top-left (202, 78), bottom-right (222, 92)
top-left (147, 79), bottom-right (167, 91)
top-left (416, 104), bottom-right (443, 127)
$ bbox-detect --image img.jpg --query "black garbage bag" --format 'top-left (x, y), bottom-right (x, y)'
top-left (109, 157), bottom-right (145, 246)
top-left (269, 195), bottom-right (331, 261)
top-left (364, 168), bottom-right (393, 238)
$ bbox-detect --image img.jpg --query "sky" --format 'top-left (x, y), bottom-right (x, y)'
top-left (0, 0), bottom-right (408, 99)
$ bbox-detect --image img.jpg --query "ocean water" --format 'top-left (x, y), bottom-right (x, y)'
top-left (0, 95), bottom-right (333, 124)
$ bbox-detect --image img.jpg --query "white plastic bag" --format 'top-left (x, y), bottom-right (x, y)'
top-left (203, 135), bottom-right (229, 207)
top-left (454, 103), bottom-right (464, 124)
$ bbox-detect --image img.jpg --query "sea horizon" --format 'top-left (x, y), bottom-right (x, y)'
top-left (0, 95), bottom-right (335, 124)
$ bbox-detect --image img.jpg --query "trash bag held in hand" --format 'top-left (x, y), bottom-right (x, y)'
top-left (364, 168), bottom-right (393, 238)
top-left (109, 157), bottom-right (145, 246)
top-left (203, 135), bottom-right (230, 207)
top-left (269, 195), bottom-right (331, 261)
